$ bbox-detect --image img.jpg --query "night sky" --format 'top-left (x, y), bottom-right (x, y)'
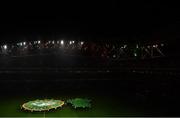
top-left (0, 1), bottom-right (179, 43)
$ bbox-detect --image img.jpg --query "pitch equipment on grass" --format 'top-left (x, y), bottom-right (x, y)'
top-left (22, 99), bottom-right (64, 112)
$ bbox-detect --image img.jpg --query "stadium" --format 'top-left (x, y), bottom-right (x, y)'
top-left (0, 1), bottom-right (180, 117)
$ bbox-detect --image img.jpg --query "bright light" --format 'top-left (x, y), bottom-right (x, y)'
top-left (3, 45), bottom-right (7, 50)
top-left (134, 53), bottom-right (137, 57)
top-left (38, 41), bottom-right (41, 44)
top-left (20, 42), bottom-right (23, 46)
top-left (153, 45), bottom-right (156, 48)
top-left (23, 42), bottom-right (26, 45)
top-left (72, 41), bottom-right (75, 43)
top-left (61, 40), bottom-right (64, 45)
top-left (52, 41), bottom-right (54, 44)
top-left (80, 41), bottom-right (84, 45)
top-left (48, 41), bottom-right (51, 44)
top-left (124, 44), bottom-right (127, 48)
top-left (136, 44), bottom-right (139, 48)
top-left (69, 41), bottom-right (72, 44)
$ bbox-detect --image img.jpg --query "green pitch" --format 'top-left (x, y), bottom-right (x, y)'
top-left (67, 98), bottom-right (91, 108)
top-left (0, 94), bottom-right (143, 117)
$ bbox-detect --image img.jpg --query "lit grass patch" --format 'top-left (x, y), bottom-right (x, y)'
top-left (22, 99), bottom-right (64, 112)
top-left (67, 98), bottom-right (91, 109)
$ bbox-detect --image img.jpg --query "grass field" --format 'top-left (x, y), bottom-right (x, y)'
top-left (0, 92), bottom-right (144, 117)
top-left (0, 72), bottom-right (179, 117)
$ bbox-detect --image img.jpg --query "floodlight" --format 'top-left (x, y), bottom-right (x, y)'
top-left (61, 40), bottom-right (64, 45)
top-left (3, 45), bottom-right (7, 50)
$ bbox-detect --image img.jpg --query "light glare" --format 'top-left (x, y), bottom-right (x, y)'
top-left (80, 41), bottom-right (84, 45)
top-left (3, 45), bottom-right (7, 50)
top-left (61, 40), bottom-right (64, 45)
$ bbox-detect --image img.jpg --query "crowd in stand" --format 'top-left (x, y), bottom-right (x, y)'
top-left (0, 40), bottom-right (165, 60)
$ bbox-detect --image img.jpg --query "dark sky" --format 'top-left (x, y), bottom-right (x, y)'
top-left (0, 1), bottom-right (180, 43)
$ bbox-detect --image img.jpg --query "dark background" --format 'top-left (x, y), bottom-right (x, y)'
top-left (0, 1), bottom-right (179, 59)
top-left (0, 1), bottom-right (180, 44)
top-left (0, 1), bottom-right (180, 116)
